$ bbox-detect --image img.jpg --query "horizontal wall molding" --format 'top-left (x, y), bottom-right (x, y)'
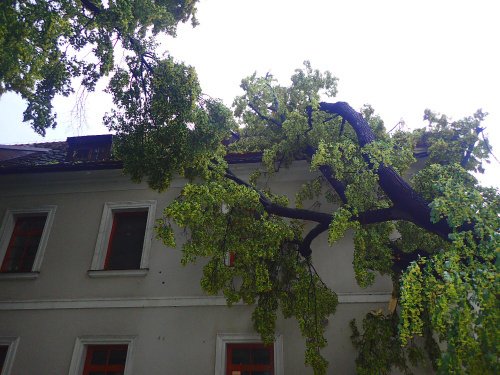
top-left (0, 293), bottom-right (391, 311)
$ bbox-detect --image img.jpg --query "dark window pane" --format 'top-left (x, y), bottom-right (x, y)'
top-left (252, 372), bottom-right (271, 375)
top-left (106, 211), bottom-right (147, 270)
top-left (0, 345), bottom-right (8, 370)
top-left (91, 349), bottom-right (107, 364)
top-left (232, 348), bottom-right (251, 364)
top-left (108, 348), bottom-right (127, 365)
top-left (73, 148), bottom-right (91, 160)
top-left (253, 348), bottom-right (270, 364)
top-left (83, 345), bottom-right (127, 375)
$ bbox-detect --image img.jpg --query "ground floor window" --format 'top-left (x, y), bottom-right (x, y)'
top-left (0, 345), bottom-right (7, 373)
top-left (215, 333), bottom-right (283, 375)
top-left (68, 336), bottom-right (135, 375)
top-left (82, 344), bottom-right (128, 375)
top-left (226, 343), bottom-right (274, 375)
top-left (0, 337), bottom-right (19, 375)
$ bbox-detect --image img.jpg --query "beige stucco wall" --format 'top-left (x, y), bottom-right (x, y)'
top-left (0, 163), bottom-right (408, 374)
top-left (1, 303), bottom-right (397, 374)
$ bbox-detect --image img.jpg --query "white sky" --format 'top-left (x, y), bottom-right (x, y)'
top-left (1, 0), bottom-right (499, 187)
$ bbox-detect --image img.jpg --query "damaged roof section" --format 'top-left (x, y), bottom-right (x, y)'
top-left (0, 135), bottom-right (122, 174)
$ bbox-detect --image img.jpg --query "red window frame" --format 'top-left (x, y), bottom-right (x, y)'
top-left (104, 211), bottom-right (147, 270)
top-left (1, 215), bottom-right (46, 273)
top-left (226, 342), bottom-right (274, 375)
top-left (82, 344), bottom-right (128, 375)
top-left (225, 251), bottom-right (236, 267)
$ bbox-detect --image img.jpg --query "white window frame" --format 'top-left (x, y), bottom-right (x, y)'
top-left (0, 206), bottom-right (57, 279)
top-left (215, 333), bottom-right (283, 375)
top-left (0, 336), bottom-right (20, 375)
top-left (88, 201), bottom-right (156, 277)
top-left (68, 335), bottom-right (136, 375)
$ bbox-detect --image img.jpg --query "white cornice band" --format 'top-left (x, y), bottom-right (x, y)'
top-left (0, 293), bottom-right (391, 311)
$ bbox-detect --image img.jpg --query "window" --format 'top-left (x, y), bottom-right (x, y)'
top-left (0, 346), bottom-right (7, 374)
top-left (224, 252), bottom-right (236, 267)
top-left (90, 201), bottom-right (156, 277)
top-left (226, 343), bottom-right (274, 375)
top-left (1, 215), bottom-right (46, 272)
top-left (215, 334), bottom-right (283, 375)
top-left (0, 207), bottom-right (56, 278)
top-left (66, 135), bottom-right (112, 162)
top-left (68, 336), bottom-right (135, 375)
top-left (0, 337), bottom-right (20, 375)
top-left (105, 211), bottom-right (148, 270)
top-left (82, 345), bottom-right (128, 375)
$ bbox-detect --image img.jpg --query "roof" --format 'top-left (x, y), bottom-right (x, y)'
top-left (0, 134), bottom-right (262, 175)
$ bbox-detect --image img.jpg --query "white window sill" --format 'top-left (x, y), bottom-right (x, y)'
top-left (87, 269), bottom-right (148, 278)
top-left (0, 272), bottom-right (39, 280)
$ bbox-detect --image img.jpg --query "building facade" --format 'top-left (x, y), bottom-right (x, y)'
top-left (0, 136), bottom-right (404, 374)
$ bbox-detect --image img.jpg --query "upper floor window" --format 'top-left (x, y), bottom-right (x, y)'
top-left (0, 206), bottom-right (56, 278)
top-left (1, 215), bottom-right (46, 272)
top-left (105, 211), bottom-right (148, 270)
top-left (89, 201), bottom-right (156, 277)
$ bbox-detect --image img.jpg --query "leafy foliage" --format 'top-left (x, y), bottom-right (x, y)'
top-left (0, 0), bottom-right (198, 134)
top-left (350, 310), bottom-right (426, 375)
top-left (159, 175), bottom-right (338, 373)
top-left (145, 62), bottom-right (499, 374)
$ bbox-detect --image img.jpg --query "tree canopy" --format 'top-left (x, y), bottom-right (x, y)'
top-left (0, 0), bottom-right (198, 135)
top-left (1, 3), bottom-right (498, 374)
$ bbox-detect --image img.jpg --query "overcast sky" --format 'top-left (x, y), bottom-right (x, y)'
top-left (1, 0), bottom-right (499, 186)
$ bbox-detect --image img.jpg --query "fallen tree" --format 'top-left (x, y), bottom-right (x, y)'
top-left (112, 62), bottom-right (499, 374)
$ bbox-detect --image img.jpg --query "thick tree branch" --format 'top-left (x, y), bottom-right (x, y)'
top-left (223, 167), bottom-right (414, 228)
top-left (299, 222), bottom-right (329, 257)
top-left (356, 207), bottom-right (412, 224)
top-left (389, 242), bottom-right (431, 273)
top-left (304, 145), bottom-right (348, 203)
top-left (319, 101), bottom-right (454, 241)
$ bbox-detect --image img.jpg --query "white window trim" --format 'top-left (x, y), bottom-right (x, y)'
top-left (215, 333), bottom-right (283, 375)
top-left (90, 201), bottom-right (156, 275)
top-left (0, 336), bottom-right (20, 375)
top-left (0, 206), bottom-right (56, 278)
top-left (68, 335), bottom-right (136, 375)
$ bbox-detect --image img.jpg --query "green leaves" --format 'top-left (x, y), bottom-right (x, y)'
top-left (351, 311), bottom-right (424, 375)
top-left (0, 0), bottom-right (199, 134)
top-left (107, 56), bottom-right (235, 191)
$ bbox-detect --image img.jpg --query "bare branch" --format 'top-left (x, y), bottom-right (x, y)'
top-left (460, 126), bottom-right (483, 168)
